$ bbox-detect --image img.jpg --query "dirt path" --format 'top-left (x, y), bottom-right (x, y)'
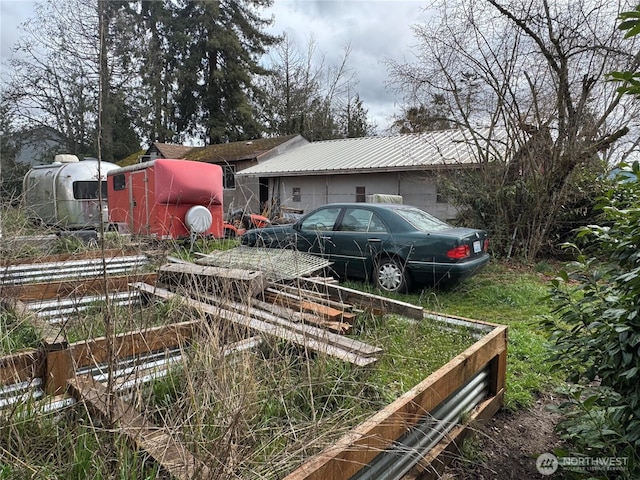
top-left (443, 394), bottom-right (565, 479)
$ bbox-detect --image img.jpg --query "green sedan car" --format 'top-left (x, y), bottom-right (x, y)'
top-left (240, 203), bottom-right (490, 293)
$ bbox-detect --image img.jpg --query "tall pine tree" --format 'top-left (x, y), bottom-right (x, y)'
top-left (171, 0), bottom-right (278, 144)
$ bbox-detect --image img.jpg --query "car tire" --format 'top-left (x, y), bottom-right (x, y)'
top-left (375, 257), bottom-right (411, 293)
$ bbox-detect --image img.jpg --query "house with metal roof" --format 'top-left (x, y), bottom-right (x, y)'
top-left (237, 128), bottom-right (507, 221)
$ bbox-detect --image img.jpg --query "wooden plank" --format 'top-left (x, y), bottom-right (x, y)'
top-left (249, 297), bottom-right (351, 334)
top-left (264, 289), bottom-right (345, 322)
top-left (283, 324), bottom-right (507, 480)
top-left (12, 273), bottom-right (157, 302)
top-left (489, 343), bottom-right (508, 395)
top-left (68, 375), bottom-right (211, 480)
top-left (195, 290), bottom-right (380, 358)
top-left (260, 291), bottom-right (353, 332)
top-left (0, 350), bottom-right (42, 385)
top-left (45, 349), bottom-right (73, 396)
top-left (297, 278), bottom-right (424, 320)
top-left (69, 320), bottom-right (201, 369)
top-left (158, 263), bottom-right (265, 298)
top-left (133, 283), bottom-right (379, 366)
top-left (272, 284), bottom-right (355, 312)
top-left (1, 248), bottom-right (140, 267)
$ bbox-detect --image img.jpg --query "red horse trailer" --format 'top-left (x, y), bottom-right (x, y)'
top-left (107, 159), bottom-right (224, 239)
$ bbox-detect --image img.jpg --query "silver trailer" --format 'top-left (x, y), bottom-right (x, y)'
top-left (22, 155), bottom-right (120, 229)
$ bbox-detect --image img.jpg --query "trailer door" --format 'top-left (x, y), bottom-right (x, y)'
top-left (130, 169), bottom-right (150, 235)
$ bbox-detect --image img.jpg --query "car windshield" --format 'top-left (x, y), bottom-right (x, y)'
top-left (394, 207), bottom-right (450, 232)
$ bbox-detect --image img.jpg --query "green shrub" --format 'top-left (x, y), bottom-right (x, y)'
top-left (545, 162), bottom-right (640, 478)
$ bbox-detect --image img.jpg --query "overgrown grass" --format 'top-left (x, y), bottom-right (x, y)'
top-left (0, 229), bottom-right (564, 478)
top-left (134, 311), bottom-right (477, 478)
top-left (347, 261), bottom-right (565, 411)
top-left (356, 313), bottom-right (477, 401)
top-left (0, 406), bottom-right (160, 479)
top-left (0, 310), bottom-right (39, 353)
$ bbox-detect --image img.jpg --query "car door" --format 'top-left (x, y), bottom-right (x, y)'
top-left (331, 207), bottom-right (390, 279)
top-left (293, 206), bottom-right (342, 258)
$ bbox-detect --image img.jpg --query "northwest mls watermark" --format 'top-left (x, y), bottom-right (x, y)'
top-left (536, 452), bottom-right (629, 476)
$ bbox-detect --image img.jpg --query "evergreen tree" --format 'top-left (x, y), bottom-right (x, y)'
top-left (171, 0), bottom-right (278, 144)
top-left (138, 0), bottom-right (176, 143)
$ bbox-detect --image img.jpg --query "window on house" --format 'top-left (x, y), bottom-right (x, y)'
top-left (356, 186), bottom-right (366, 203)
top-left (223, 165), bottom-right (236, 190)
top-left (113, 174), bottom-right (126, 191)
top-left (292, 187), bottom-right (301, 202)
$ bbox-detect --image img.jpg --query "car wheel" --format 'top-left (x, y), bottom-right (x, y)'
top-left (375, 257), bottom-right (411, 293)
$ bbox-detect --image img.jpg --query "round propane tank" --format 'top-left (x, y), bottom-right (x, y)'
top-left (185, 205), bottom-right (213, 234)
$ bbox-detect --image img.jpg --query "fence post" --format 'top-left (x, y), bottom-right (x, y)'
top-left (488, 326), bottom-right (508, 395)
top-left (44, 343), bottom-right (72, 396)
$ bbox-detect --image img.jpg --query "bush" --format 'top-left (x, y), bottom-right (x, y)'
top-left (544, 162), bottom-right (640, 478)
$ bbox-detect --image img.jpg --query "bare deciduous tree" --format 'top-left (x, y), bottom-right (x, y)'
top-left (261, 34), bottom-right (374, 140)
top-left (388, 0), bottom-right (640, 260)
top-left (3, 0), bottom-right (142, 162)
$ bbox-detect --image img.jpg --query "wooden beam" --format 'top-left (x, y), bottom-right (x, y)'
top-left (296, 278), bottom-right (424, 320)
top-left (188, 289), bottom-right (380, 359)
top-left (283, 324), bottom-right (507, 480)
top-left (0, 350), bottom-right (42, 385)
top-left (69, 320), bottom-right (201, 369)
top-left (271, 284), bottom-right (355, 312)
top-left (250, 297), bottom-right (351, 333)
top-left (45, 348), bottom-right (73, 396)
top-left (264, 288), bottom-right (350, 323)
top-left (158, 263), bottom-right (265, 298)
top-left (133, 283), bottom-right (380, 366)
top-left (68, 375), bottom-right (211, 480)
top-left (11, 273), bottom-right (157, 302)
top-left (1, 248), bottom-right (141, 267)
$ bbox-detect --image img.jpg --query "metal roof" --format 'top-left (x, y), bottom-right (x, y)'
top-left (238, 128), bottom-right (507, 177)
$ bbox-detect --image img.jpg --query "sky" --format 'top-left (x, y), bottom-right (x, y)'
top-left (0, 0), bottom-right (431, 133)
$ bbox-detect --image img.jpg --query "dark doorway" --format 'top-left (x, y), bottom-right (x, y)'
top-left (259, 177), bottom-right (269, 213)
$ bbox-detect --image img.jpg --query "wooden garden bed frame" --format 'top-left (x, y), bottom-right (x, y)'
top-left (1, 270), bottom-right (507, 480)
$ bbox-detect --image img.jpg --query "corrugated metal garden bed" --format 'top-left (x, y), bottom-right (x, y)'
top-left (0, 250), bottom-right (506, 480)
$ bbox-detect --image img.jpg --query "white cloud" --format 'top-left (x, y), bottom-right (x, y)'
top-left (0, 0), bottom-right (429, 131)
top-left (268, 1), bottom-right (430, 131)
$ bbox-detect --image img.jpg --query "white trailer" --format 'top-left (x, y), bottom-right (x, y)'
top-left (22, 155), bottom-right (120, 229)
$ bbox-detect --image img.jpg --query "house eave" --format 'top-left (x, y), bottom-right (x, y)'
top-left (237, 162), bottom-right (480, 178)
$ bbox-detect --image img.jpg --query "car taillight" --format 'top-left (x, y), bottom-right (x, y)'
top-left (484, 238), bottom-right (489, 251)
top-left (447, 244), bottom-right (470, 259)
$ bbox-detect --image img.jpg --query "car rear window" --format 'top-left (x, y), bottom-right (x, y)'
top-left (394, 207), bottom-right (450, 232)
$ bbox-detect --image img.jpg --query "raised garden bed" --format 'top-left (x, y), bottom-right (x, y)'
top-left (0, 255), bottom-right (506, 479)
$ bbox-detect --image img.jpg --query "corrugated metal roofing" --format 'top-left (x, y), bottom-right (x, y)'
top-left (238, 128), bottom-right (507, 177)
